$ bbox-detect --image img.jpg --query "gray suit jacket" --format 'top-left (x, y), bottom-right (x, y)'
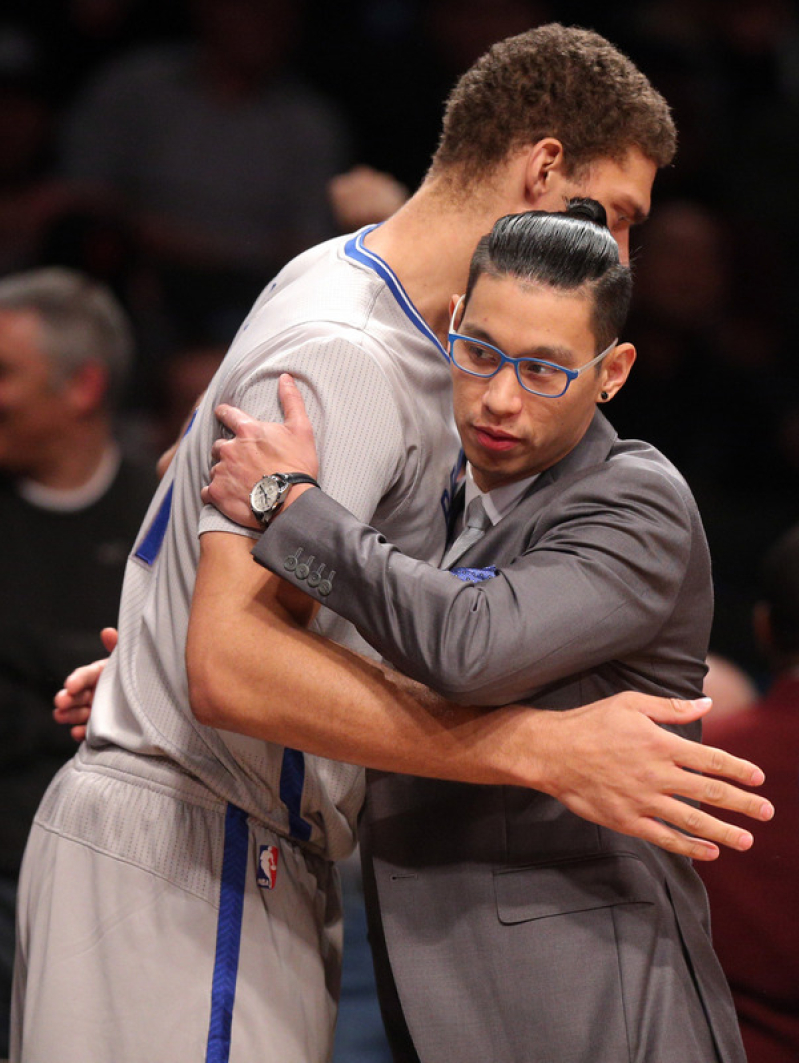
top-left (253, 411), bottom-right (744, 1063)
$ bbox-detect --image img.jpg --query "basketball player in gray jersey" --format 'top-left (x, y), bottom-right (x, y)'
top-left (14, 26), bottom-right (771, 1063)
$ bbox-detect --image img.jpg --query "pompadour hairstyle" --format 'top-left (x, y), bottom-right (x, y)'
top-left (464, 198), bottom-right (632, 351)
top-left (432, 23), bottom-right (676, 183)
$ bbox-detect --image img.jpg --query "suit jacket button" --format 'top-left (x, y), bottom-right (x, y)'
top-left (283, 548), bottom-right (302, 572)
top-left (317, 570), bottom-right (335, 597)
top-left (295, 554), bottom-right (314, 580)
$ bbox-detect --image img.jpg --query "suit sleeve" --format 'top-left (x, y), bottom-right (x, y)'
top-left (252, 458), bottom-right (699, 705)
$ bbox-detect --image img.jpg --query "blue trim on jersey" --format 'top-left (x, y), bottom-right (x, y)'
top-left (206, 803), bottom-right (249, 1063)
top-left (132, 411), bottom-right (196, 566)
top-left (184, 408), bottom-right (198, 435)
top-left (344, 227), bottom-right (449, 361)
top-left (134, 483), bottom-right (174, 565)
top-left (279, 748), bottom-right (312, 842)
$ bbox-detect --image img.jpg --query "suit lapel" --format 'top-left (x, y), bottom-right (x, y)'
top-left (445, 483), bottom-right (466, 545)
top-left (522, 409), bottom-right (618, 504)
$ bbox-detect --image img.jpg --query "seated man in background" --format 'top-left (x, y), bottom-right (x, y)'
top-left (0, 267), bottom-right (156, 1056)
top-left (700, 525), bottom-right (799, 1063)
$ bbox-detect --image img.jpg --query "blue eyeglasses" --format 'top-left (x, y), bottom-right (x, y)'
top-left (448, 295), bottom-right (617, 398)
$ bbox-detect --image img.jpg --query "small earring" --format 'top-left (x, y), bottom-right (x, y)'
top-left (600, 390), bottom-right (609, 401)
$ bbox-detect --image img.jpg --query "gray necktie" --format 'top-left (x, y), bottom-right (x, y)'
top-left (441, 495), bottom-right (491, 569)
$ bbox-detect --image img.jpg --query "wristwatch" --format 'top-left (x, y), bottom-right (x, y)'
top-left (249, 472), bottom-right (319, 526)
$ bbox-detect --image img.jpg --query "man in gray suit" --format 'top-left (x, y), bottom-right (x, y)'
top-left (203, 202), bottom-right (747, 1062)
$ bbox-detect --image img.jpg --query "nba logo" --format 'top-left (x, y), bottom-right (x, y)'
top-left (257, 845), bottom-right (279, 890)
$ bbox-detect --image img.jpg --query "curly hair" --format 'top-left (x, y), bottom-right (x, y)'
top-left (431, 24), bottom-right (676, 183)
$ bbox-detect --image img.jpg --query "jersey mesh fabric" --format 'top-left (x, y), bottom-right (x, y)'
top-left (83, 231), bottom-right (460, 862)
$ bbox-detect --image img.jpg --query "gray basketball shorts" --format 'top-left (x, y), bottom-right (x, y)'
top-left (11, 758), bottom-right (343, 1062)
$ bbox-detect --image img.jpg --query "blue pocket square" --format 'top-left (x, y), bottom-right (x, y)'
top-left (449, 564), bottom-right (498, 583)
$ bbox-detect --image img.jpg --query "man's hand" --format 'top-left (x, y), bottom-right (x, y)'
top-left (53, 627), bottom-right (117, 742)
top-left (525, 692), bottom-right (773, 862)
top-left (54, 617), bottom-right (774, 863)
top-left (201, 374), bottom-right (319, 528)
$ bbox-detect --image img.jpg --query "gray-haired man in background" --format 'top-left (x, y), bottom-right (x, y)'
top-left (0, 268), bottom-right (156, 1055)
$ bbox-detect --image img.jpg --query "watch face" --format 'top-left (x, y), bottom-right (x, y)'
top-left (251, 475), bottom-right (285, 521)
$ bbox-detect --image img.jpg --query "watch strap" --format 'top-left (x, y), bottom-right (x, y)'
top-left (279, 473), bottom-right (320, 489)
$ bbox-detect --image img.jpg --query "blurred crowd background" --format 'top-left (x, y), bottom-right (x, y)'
top-left (2, 0), bottom-right (799, 675)
top-left (2, 1), bottom-right (799, 1059)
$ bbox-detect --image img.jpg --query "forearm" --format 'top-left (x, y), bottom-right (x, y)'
top-left (253, 487), bottom-right (685, 704)
top-left (251, 489), bottom-right (491, 696)
top-left (186, 532), bottom-right (546, 785)
top-left (186, 534), bottom-right (773, 861)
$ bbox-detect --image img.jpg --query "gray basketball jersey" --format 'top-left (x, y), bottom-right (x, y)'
top-left (85, 229), bottom-right (461, 861)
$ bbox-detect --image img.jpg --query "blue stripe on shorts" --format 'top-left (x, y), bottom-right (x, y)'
top-left (280, 748), bottom-right (312, 842)
top-left (206, 803), bottom-right (249, 1062)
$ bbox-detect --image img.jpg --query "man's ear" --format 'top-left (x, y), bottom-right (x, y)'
top-left (523, 139), bottom-right (567, 208)
top-left (598, 343), bottom-right (636, 402)
top-left (63, 360), bottom-right (109, 415)
top-left (448, 293), bottom-right (466, 329)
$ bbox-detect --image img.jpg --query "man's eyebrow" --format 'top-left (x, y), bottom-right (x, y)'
top-left (525, 344), bottom-right (579, 366)
top-left (459, 322), bottom-right (497, 345)
top-left (458, 322), bottom-right (577, 365)
top-left (628, 205), bottom-right (649, 226)
top-left (459, 321), bottom-right (497, 342)
top-left (608, 194), bottom-right (649, 226)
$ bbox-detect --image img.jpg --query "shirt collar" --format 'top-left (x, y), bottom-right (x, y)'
top-left (462, 462), bottom-right (538, 526)
top-left (17, 443), bottom-right (121, 512)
